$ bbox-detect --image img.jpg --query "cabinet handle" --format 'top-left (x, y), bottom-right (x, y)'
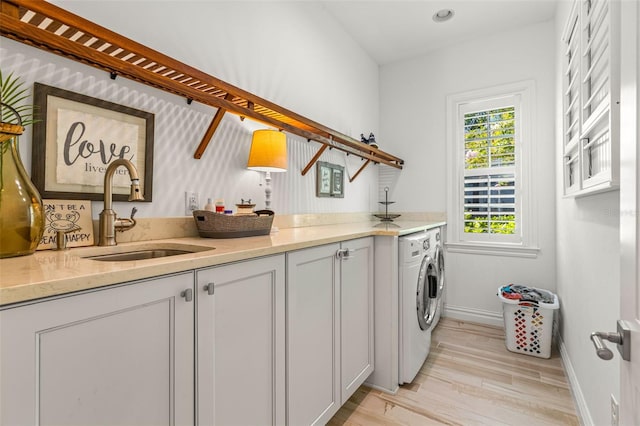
top-left (204, 283), bottom-right (215, 295)
top-left (336, 248), bottom-right (354, 260)
top-left (181, 288), bottom-right (193, 302)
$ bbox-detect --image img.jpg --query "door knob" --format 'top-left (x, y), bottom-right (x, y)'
top-left (590, 320), bottom-right (631, 361)
top-left (590, 332), bottom-right (616, 360)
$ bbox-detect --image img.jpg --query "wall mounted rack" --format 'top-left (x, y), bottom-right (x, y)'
top-left (0, 0), bottom-right (404, 179)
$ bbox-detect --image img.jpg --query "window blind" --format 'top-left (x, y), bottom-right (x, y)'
top-left (581, 0), bottom-right (612, 189)
top-left (581, 0), bottom-right (610, 125)
top-left (564, 12), bottom-right (580, 147)
top-left (561, 0), bottom-right (617, 196)
top-left (463, 107), bottom-right (516, 235)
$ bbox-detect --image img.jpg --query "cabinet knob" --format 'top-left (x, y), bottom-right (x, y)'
top-left (181, 288), bottom-right (193, 302)
top-left (204, 283), bottom-right (215, 295)
top-left (336, 248), bottom-right (354, 260)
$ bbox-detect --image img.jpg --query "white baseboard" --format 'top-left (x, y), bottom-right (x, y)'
top-left (558, 335), bottom-right (592, 426)
top-left (443, 304), bottom-right (504, 327)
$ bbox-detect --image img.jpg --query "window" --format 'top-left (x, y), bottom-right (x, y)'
top-left (447, 81), bottom-right (537, 257)
top-left (561, 0), bottom-right (619, 196)
top-left (463, 105), bottom-right (516, 236)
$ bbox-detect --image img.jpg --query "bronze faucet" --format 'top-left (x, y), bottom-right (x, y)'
top-left (98, 159), bottom-right (144, 246)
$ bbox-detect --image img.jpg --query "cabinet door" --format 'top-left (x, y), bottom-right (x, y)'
top-left (0, 272), bottom-right (195, 426)
top-left (286, 243), bottom-right (340, 426)
top-left (340, 237), bottom-right (374, 403)
top-left (196, 255), bottom-right (285, 426)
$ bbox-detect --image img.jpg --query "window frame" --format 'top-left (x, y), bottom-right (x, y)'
top-left (446, 80), bottom-right (539, 257)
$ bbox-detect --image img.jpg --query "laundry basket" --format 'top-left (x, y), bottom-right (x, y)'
top-left (498, 285), bottom-right (559, 359)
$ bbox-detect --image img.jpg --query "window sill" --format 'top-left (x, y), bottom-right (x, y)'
top-left (445, 242), bottom-right (539, 258)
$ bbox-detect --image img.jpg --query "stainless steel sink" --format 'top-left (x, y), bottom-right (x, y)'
top-left (86, 249), bottom-right (196, 262)
top-left (77, 242), bottom-right (215, 262)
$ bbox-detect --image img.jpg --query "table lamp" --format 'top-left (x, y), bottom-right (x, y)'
top-left (247, 129), bottom-right (287, 210)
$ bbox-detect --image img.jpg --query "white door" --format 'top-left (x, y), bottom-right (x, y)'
top-left (619, 0), bottom-right (640, 424)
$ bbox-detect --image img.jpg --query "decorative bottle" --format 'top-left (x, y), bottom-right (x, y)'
top-left (0, 121), bottom-right (44, 258)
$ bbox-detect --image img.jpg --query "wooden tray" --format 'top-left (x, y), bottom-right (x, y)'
top-left (193, 210), bottom-right (274, 238)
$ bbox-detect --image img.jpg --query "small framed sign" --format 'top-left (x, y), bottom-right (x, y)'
top-left (331, 167), bottom-right (343, 196)
top-left (316, 161), bottom-right (344, 198)
top-left (37, 199), bottom-right (95, 250)
top-left (32, 83), bottom-right (154, 202)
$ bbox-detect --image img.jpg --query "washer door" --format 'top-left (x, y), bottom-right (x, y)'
top-left (435, 245), bottom-right (445, 297)
top-left (416, 255), bottom-right (438, 331)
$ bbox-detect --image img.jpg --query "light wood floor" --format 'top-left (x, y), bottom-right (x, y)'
top-left (328, 318), bottom-right (580, 426)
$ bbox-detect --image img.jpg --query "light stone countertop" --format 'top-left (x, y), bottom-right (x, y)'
top-left (0, 220), bottom-right (444, 307)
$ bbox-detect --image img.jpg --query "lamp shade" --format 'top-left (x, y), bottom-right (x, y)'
top-left (247, 130), bottom-right (288, 172)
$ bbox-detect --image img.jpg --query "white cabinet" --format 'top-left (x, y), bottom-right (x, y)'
top-left (1, 238), bottom-right (373, 426)
top-left (196, 255), bottom-right (286, 426)
top-left (287, 242), bottom-right (340, 426)
top-left (562, 0), bottom-right (620, 196)
top-left (0, 272), bottom-right (195, 426)
top-left (286, 237), bottom-right (374, 426)
top-left (340, 238), bottom-right (375, 403)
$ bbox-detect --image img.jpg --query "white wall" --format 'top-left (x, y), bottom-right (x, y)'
top-left (380, 21), bottom-right (557, 324)
top-left (554, 2), bottom-right (620, 425)
top-left (0, 1), bottom-right (380, 217)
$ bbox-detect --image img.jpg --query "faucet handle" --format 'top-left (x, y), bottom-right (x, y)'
top-left (115, 207), bottom-right (139, 233)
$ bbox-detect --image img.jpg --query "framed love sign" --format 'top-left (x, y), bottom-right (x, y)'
top-left (32, 83), bottom-right (154, 201)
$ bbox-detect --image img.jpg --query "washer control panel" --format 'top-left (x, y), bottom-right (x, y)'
top-left (400, 231), bottom-right (429, 261)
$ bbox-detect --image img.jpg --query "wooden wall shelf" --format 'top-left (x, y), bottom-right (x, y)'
top-left (0, 0), bottom-right (404, 177)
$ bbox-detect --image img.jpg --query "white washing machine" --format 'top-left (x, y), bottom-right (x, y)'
top-left (432, 227), bottom-right (445, 328)
top-left (398, 230), bottom-right (439, 384)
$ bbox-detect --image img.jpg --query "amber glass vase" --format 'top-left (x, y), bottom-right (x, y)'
top-left (0, 122), bottom-right (44, 258)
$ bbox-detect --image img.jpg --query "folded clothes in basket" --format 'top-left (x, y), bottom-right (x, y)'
top-left (501, 284), bottom-right (555, 304)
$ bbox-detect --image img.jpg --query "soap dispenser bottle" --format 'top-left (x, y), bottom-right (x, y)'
top-left (204, 198), bottom-right (215, 211)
